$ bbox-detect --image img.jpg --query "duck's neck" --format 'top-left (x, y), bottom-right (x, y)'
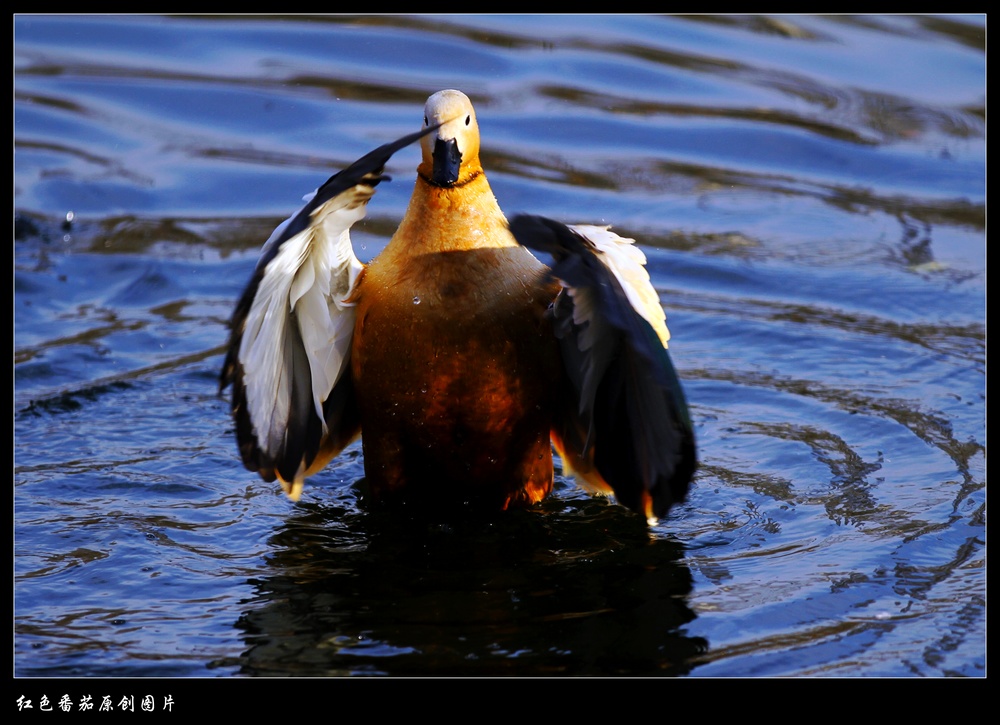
top-left (387, 172), bottom-right (517, 256)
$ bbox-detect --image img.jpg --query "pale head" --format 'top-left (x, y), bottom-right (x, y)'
top-left (420, 89), bottom-right (482, 186)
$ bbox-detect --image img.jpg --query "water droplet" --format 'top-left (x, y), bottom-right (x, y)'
top-left (413, 296), bottom-right (421, 305)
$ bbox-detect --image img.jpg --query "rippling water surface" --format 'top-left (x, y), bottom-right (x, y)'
top-left (15, 14), bottom-right (985, 681)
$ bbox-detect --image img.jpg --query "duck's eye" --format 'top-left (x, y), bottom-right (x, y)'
top-left (424, 115), bottom-right (429, 126)
top-left (465, 115), bottom-right (471, 126)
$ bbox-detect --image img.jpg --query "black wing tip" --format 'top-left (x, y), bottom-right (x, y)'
top-left (320, 121), bottom-right (443, 196)
top-left (591, 376), bottom-right (698, 520)
top-left (268, 121), bottom-right (445, 257)
top-left (650, 430), bottom-right (698, 519)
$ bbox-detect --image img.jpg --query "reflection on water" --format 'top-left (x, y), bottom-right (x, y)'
top-left (228, 502), bottom-right (706, 676)
top-left (15, 14), bottom-right (984, 678)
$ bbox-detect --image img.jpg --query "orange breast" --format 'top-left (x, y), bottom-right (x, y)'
top-left (351, 246), bottom-right (562, 511)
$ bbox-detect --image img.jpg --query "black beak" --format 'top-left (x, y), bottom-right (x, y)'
top-left (431, 137), bottom-right (462, 186)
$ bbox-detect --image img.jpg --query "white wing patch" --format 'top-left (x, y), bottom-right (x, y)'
top-left (239, 188), bottom-right (369, 459)
top-left (567, 225), bottom-right (670, 348)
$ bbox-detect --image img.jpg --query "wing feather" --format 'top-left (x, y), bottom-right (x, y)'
top-left (220, 124), bottom-right (439, 498)
top-left (509, 214), bottom-right (697, 523)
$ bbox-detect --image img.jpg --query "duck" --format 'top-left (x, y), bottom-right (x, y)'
top-left (220, 89), bottom-right (696, 524)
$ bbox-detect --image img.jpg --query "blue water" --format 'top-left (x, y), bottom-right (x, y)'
top-left (15, 14), bottom-right (984, 684)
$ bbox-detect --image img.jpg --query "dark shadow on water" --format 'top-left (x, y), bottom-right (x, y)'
top-left (220, 489), bottom-right (707, 676)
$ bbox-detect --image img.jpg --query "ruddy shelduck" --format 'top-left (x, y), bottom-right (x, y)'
top-left (220, 90), bottom-right (696, 524)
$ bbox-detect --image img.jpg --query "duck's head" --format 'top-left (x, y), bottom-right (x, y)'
top-left (419, 89), bottom-right (482, 187)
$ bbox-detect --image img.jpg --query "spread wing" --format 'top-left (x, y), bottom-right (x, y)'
top-left (220, 125), bottom-right (439, 500)
top-left (508, 215), bottom-right (697, 523)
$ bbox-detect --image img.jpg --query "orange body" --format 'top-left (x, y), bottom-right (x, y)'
top-left (350, 169), bottom-right (563, 510)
